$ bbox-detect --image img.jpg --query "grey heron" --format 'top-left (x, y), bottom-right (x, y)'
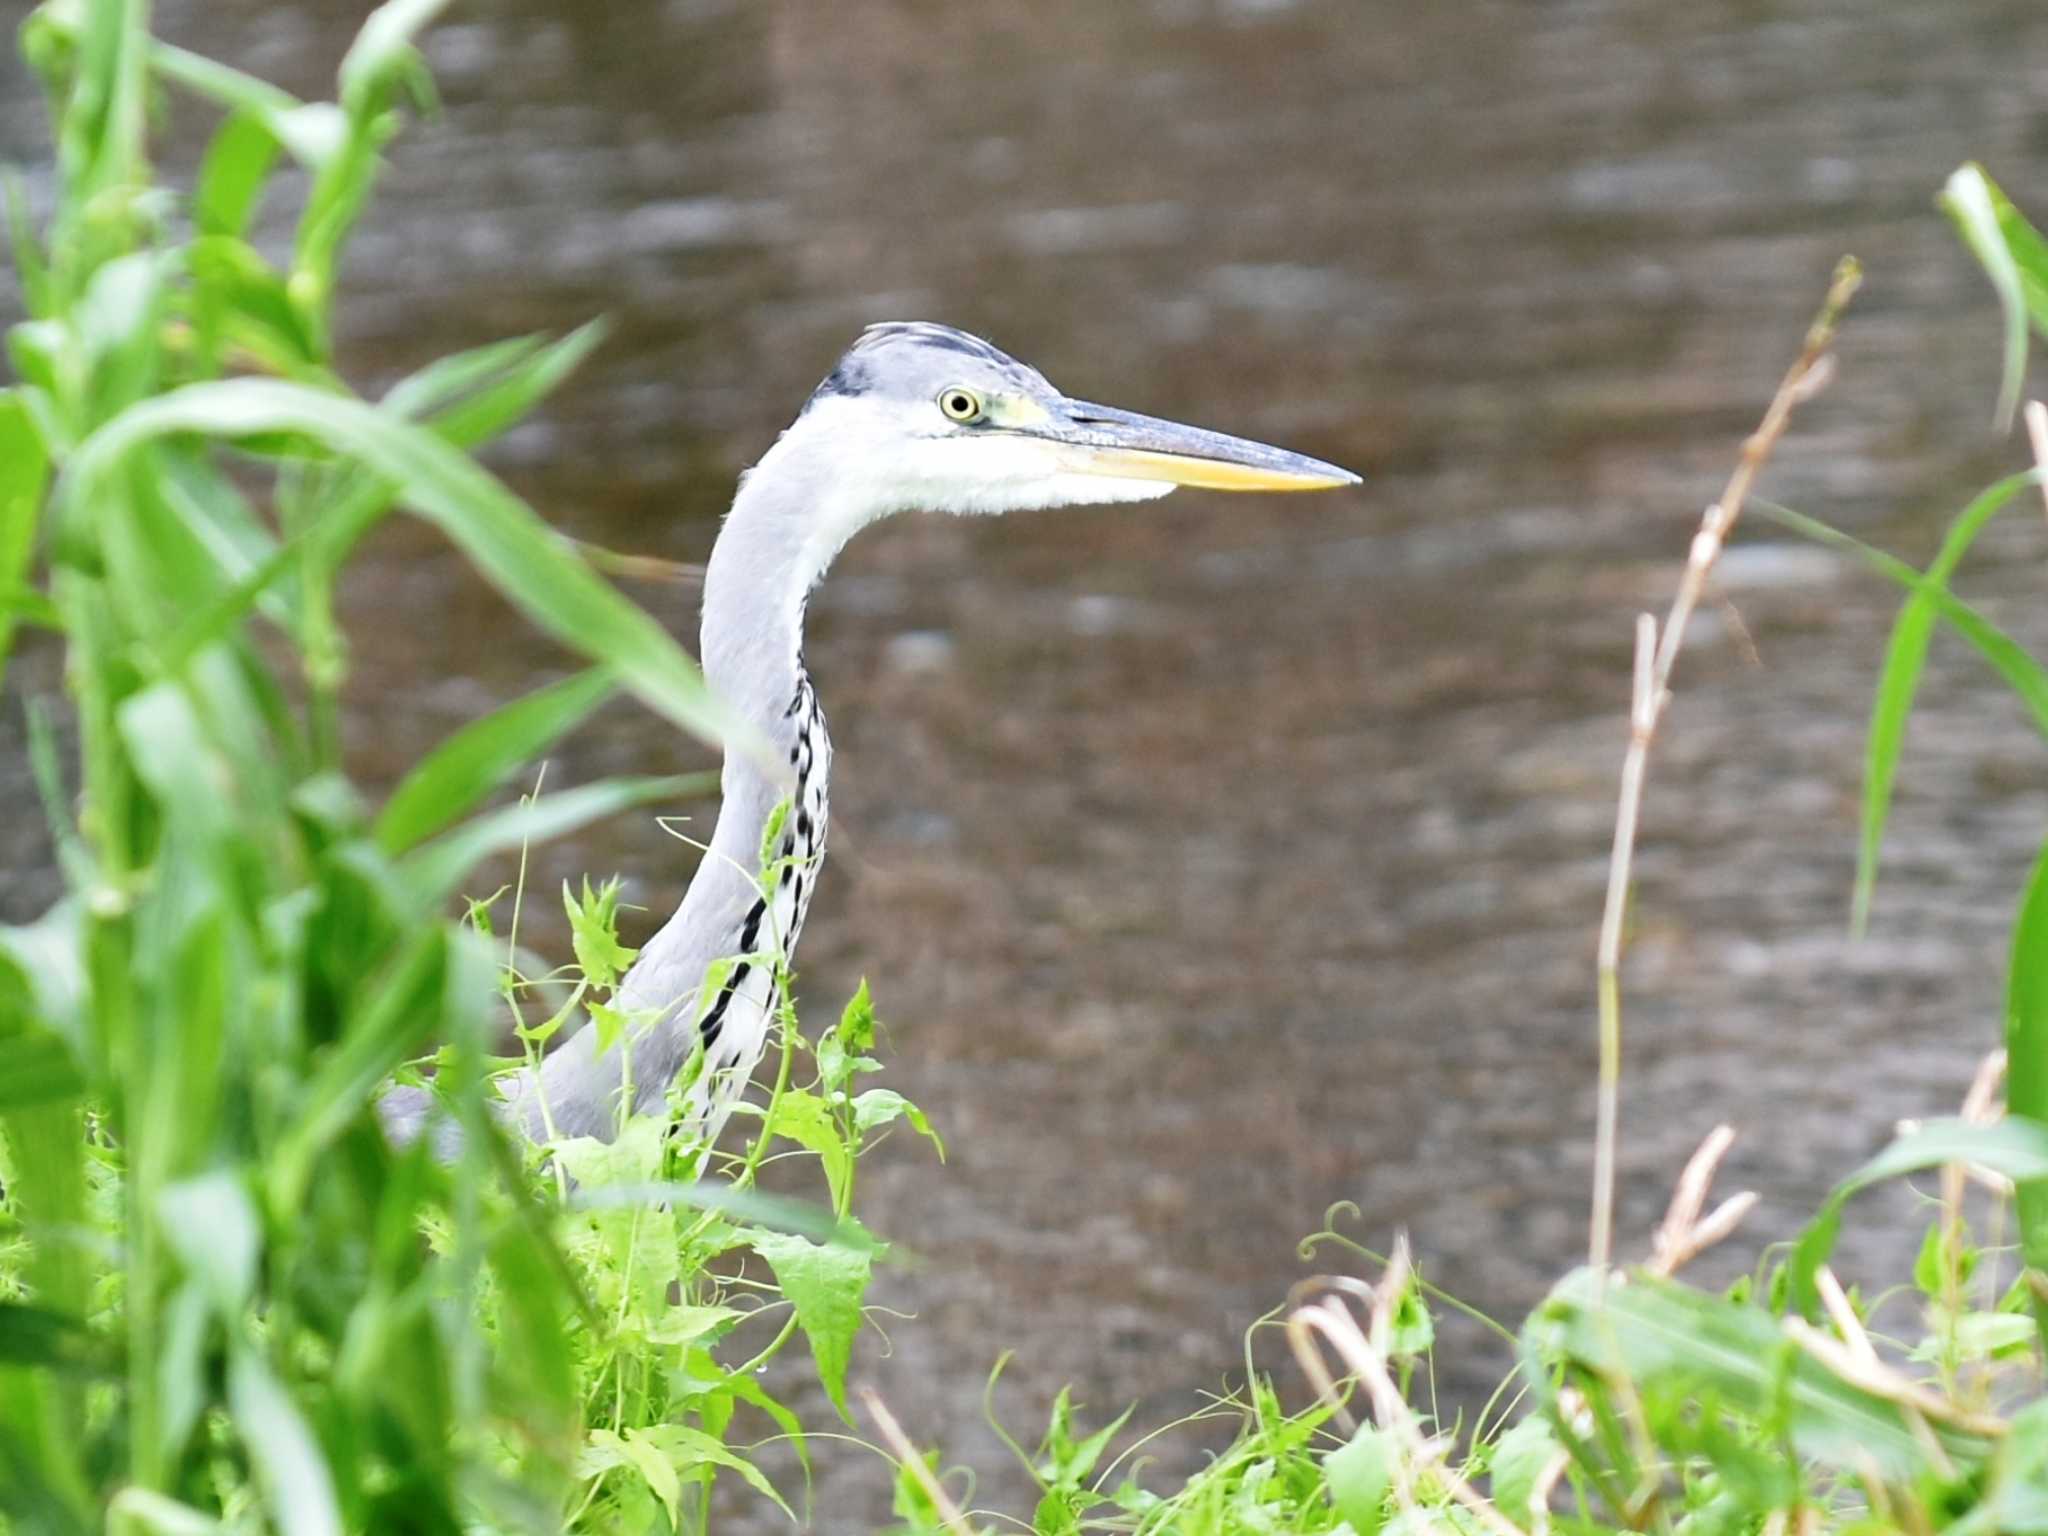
top-left (385, 321), bottom-right (1359, 1149)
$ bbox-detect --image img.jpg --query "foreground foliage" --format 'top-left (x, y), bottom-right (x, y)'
top-left (0, 3), bottom-right (922, 1531)
top-left (9, 3), bottom-right (2048, 1534)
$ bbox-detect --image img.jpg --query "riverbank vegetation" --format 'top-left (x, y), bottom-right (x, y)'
top-left (5, 4), bottom-right (2048, 1533)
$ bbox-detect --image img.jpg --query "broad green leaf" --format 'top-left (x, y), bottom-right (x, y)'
top-left (227, 1351), bottom-right (343, 1536)
top-left (1324, 1423), bottom-right (1394, 1536)
top-left (629, 1424), bottom-right (795, 1524)
top-left (1530, 1267), bottom-right (1990, 1480)
top-left (65, 380), bottom-right (747, 750)
top-left (1944, 163), bottom-right (2029, 429)
top-left (0, 391), bottom-right (51, 687)
top-left (1488, 1415), bottom-right (1560, 1530)
top-left (401, 774), bottom-right (710, 904)
top-left (764, 1089), bottom-right (853, 1210)
top-left (1790, 1117), bottom-right (2048, 1319)
top-left (376, 668), bottom-right (614, 853)
top-left (616, 1427), bottom-right (683, 1528)
top-left (745, 1227), bottom-right (874, 1423)
top-left (2009, 839), bottom-right (2048, 1333)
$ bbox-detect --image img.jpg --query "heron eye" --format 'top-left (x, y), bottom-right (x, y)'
top-left (938, 387), bottom-right (984, 423)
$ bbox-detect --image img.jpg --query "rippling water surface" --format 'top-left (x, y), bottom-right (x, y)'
top-left (6, 0), bottom-right (2048, 1523)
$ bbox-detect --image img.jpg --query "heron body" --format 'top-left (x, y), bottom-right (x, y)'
top-left (386, 321), bottom-right (1358, 1149)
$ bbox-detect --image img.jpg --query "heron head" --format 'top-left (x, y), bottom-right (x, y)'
top-left (790, 321), bottom-right (1360, 520)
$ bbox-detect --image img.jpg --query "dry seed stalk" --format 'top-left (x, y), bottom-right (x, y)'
top-left (860, 1386), bottom-right (974, 1536)
top-left (1590, 257), bottom-right (1863, 1273)
top-left (1286, 1237), bottom-right (1530, 1536)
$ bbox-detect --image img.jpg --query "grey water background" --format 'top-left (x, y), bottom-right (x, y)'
top-left (7, 0), bottom-right (2048, 1523)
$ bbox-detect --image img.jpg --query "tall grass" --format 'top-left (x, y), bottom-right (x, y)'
top-left (1, 3), bottom-right (921, 1531)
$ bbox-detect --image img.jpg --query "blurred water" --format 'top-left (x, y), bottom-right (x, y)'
top-left (6, 0), bottom-right (2048, 1524)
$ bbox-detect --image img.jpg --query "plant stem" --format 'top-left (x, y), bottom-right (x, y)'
top-left (1589, 257), bottom-right (1862, 1276)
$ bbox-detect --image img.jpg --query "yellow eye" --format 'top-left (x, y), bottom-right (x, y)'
top-left (938, 387), bottom-right (984, 423)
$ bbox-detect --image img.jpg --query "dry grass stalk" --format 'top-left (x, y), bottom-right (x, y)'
top-left (1943, 1050), bottom-right (2011, 1278)
top-left (859, 1386), bottom-right (975, 1536)
top-left (1813, 1265), bottom-right (1955, 1475)
top-left (1590, 256), bottom-right (1864, 1274)
top-left (1782, 1318), bottom-right (2008, 1439)
top-left (1286, 1237), bottom-right (1529, 1536)
top-left (1647, 1124), bottom-right (1759, 1277)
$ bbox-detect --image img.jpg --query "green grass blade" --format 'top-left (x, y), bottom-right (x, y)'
top-left (375, 667), bottom-right (617, 854)
top-left (379, 334), bottom-right (549, 419)
top-left (1755, 493), bottom-right (2048, 934)
top-left (227, 1350), bottom-right (344, 1536)
top-left (400, 774), bottom-right (713, 904)
top-left (2008, 839), bottom-right (2048, 1334)
top-left (65, 380), bottom-right (748, 750)
top-left (422, 319), bottom-right (607, 447)
top-left (1789, 1116), bottom-right (2048, 1319)
top-left (1944, 163), bottom-right (2030, 430)
top-left (194, 113), bottom-right (282, 239)
top-left (268, 930), bottom-right (446, 1215)
top-left (0, 390), bottom-right (52, 689)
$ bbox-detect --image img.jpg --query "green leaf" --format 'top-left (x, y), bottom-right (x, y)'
top-left (401, 774), bottom-right (710, 904)
top-left (745, 1227), bottom-right (874, 1423)
top-left (1529, 1267), bottom-right (1991, 1481)
top-left (227, 1350), bottom-right (344, 1536)
top-left (1943, 163), bottom-right (2030, 430)
top-left (195, 112), bottom-right (283, 238)
top-left (159, 1172), bottom-right (260, 1315)
top-left (106, 1489), bottom-right (227, 1536)
top-left (269, 928), bottom-right (447, 1212)
top-left (851, 1090), bottom-right (945, 1158)
top-left (564, 875), bottom-right (638, 993)
top-left (627, 1424), bottom-right (795, 1524)
top-left (65, 379), bottom-right (747, 749)
top-left (763, 1089), bottom-right (853, 1209)
top-left (2009, 839), bottom-right (2048, 1335)
top-left (1790, 1117), bottom-right (2048, 1319)
top-left (0, 1304), bottom-right (113, 1375)
top-left (1488, 1415), bottom-right (1560, 1531)
top-left (1324, 1423), bottom-right (1394, 1536)
top-left (376, 668), bottom-right (615, 853)
top-left (0, 391), bottom-right (51, 688)
top-left (1754, 494), bottom-right (2048, 934)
